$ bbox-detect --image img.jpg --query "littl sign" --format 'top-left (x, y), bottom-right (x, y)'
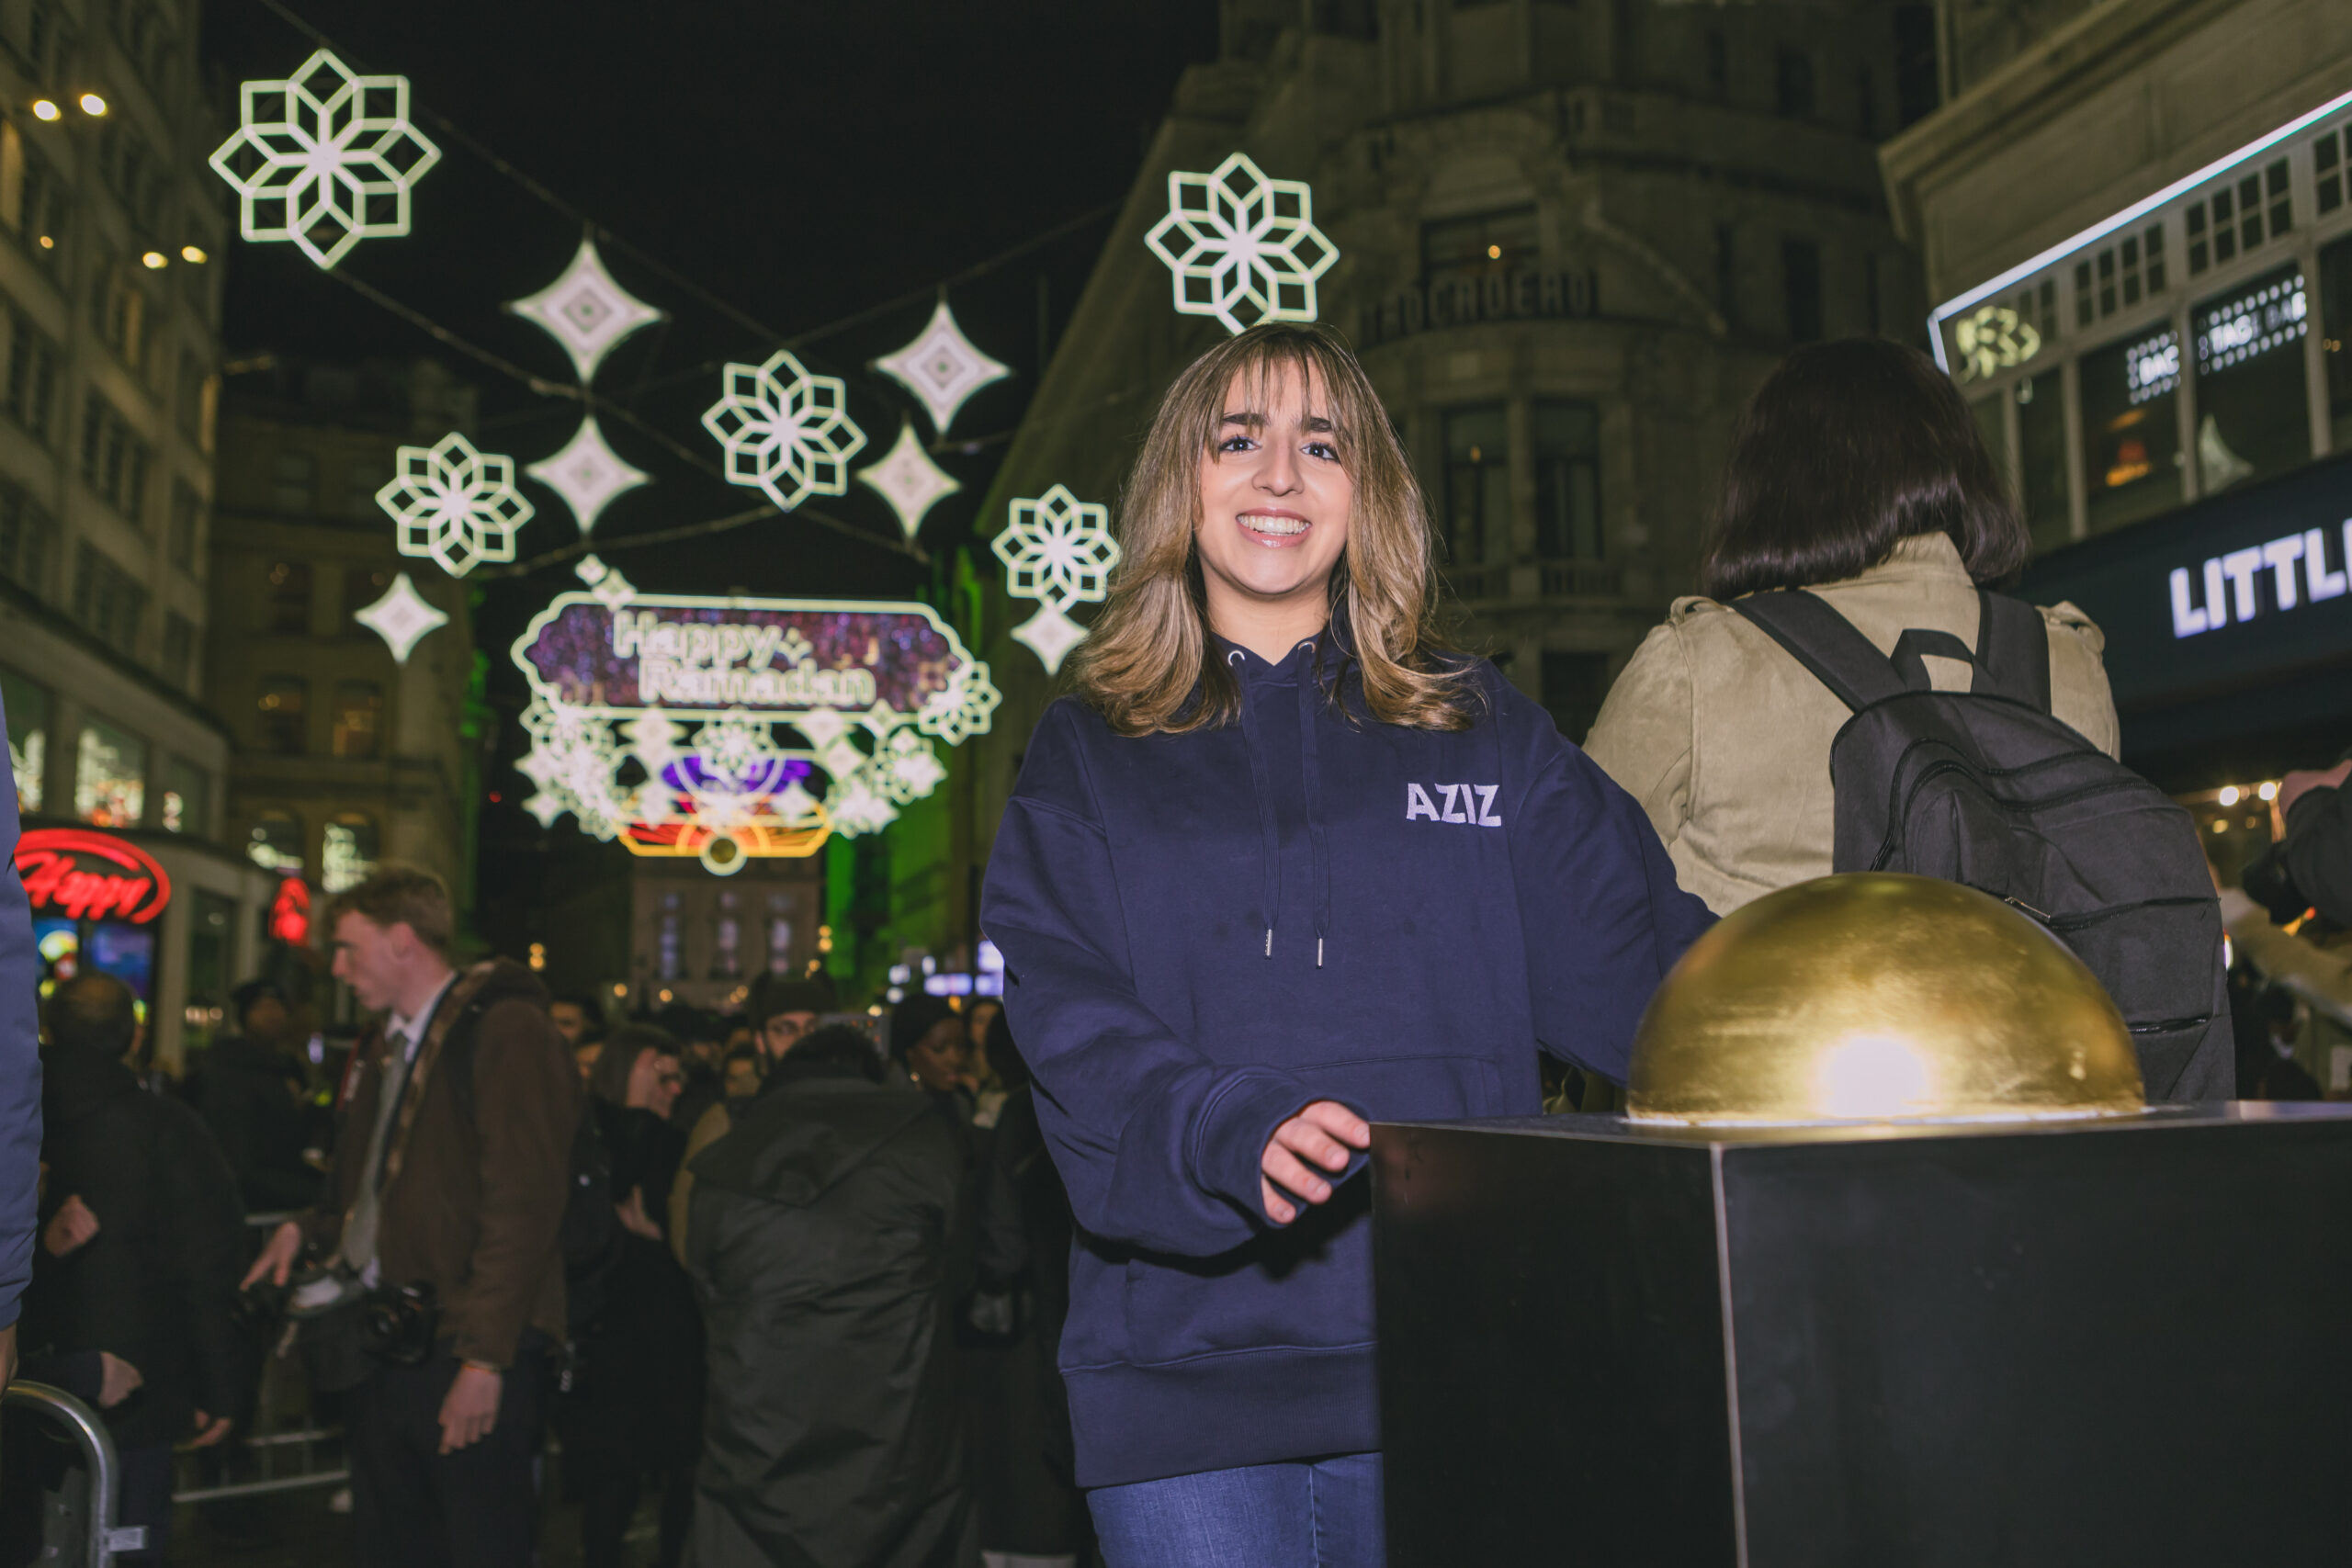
top-left (13, 829), bottom-right (172, 923)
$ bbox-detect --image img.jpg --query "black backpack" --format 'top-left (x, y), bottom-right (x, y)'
top-left (1732, 587), bottom-right (2233, 1101)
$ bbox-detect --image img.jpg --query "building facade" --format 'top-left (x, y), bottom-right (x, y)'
top-left (932, 0), bottom-right (1930, 951)
top-left (0, 0), bottom-right (275, 1069)
top-left (207, 359), bottom-right (482, 934)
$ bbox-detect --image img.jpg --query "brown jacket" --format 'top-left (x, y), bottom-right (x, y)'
top-left (1584, 534), bottom-right (2122, 916)
top-left (300, 959), bottom-right (580, 1369)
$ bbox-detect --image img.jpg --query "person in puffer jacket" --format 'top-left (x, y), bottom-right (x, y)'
top-left (980, 321), bottom-right (1713, 1568)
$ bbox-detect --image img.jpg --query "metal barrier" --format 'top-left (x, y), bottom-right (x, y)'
top-left (3, 1380), bottom-right (147, 1567)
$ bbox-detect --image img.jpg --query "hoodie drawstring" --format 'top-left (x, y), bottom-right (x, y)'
top-left (1232, 642), bottom-right (1331, 968)
top-left (1232, 649), bottom-right (1283, 959)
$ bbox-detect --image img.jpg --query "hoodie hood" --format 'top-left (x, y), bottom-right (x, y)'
top-left (691, 1078), bottom-right (940, 1210)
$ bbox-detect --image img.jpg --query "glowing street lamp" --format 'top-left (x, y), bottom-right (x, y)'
top-left (29, 99), bottom-right (58, 121)
top-left (77, 92), bottom-right (106, 117)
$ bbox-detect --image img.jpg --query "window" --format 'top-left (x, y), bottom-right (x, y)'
top-left (256, 675), bottom-right (308, 754)
top-left (74, 716), bottom-right (145, 828)
top-left (2080, 332), bottom-right (2182, 535)
top-left (160, 610), bottom-right (194, 685)
top-left (80, 392), bottom-right (152, 522)
top-left (1856, 66), bottom-right (1877, 138)
top-left (95, 122), bottom-right (163, 230)
top-left (1442, 406), bottom-right (1510, 576)
top-left (1774, 48), bottom-right (1815, 118)
top-left (331, 680), bottom-right (383, 759)
top-left (26, 1), bottom-right (63, 87)
top-left (1541, 651), bottom-right (1610, 744)
top-left (0, 294), bottom-right (61, 442)
top-left (272, 450), bottom-right (315, 513)
top-left (345, 458), bottom-right (389, 522)
top-left (177, 352), bottom-right (214, 448)
top-left (1, 667), bottom-right (49, 812)
top-left (2319, 127), bottom-right (2348, 216)
top-left (1532, 401), bottom-right (1601, 560)
top-left (160, 755), bottom-right (208, 836)
top-left (2319, 234), bottom-right (2352, 451)
top-left (1782, 239), bottom-right (1823, 342)
top-left (2190, 265), bottom-right (2311, 495)
top-left (0, 122), bottom-right (71, 268)
top-left (344, 562), bottom-right (392, 621)
top-left (1421, 207), bottom-right (1537, 292)
top-left (266, 559), bottom-right (311, 634)
top-left (88, 255), bottom-right (150, 367)
top-left (0, 481), bottom-right (56, 598)
top-left (2184, 159), bottom-right (2289, 277)
top-left (1704, 29), bottom-right (1727, 99)
top-left (2014, 371), bottom-right (2070, 551)
top-left (322, 814), bottom-right (379, 894)
top-left (1714, 223), bottom-right (1736, 325)
top-left (2072, 225), bottom-right (2167, 326)
top-left (71, 543), bottom-right (145, 650)
top-left (246, 808), bottom-right (304, 874)
top-left (169, 479), bottom-right (202, 570)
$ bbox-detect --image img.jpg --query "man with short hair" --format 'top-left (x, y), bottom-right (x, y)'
top-left (245, 865), bottom-right (579, 1568)
top-left (666, 973), bottom-right (833, 1257)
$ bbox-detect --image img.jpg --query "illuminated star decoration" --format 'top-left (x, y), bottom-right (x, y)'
top-left (1145, 152), bottom-right (1338, 335)
top-left (527, 415), bottom-right (650, 536)
top-left (207, 50), bottom-right (442, 270)
top-left (351, 571), bottom-right (447, 663)
top-left (378, 433), bottom-right (535, 578)
top-left (574, 552), bottom-right (639, 608)
top-left (701, 350), bottom-right (867, 511)
top-left (504, 236), bottom-right (665, 384)
top-left (993, 485), bottom-right (1121, 674)
top-left (873, 299), bottom-right (1011, 435)
top-left (857, 422), bottom-right (961, 541)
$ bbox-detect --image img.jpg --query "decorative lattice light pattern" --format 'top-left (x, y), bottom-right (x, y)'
top-left (994, 484), bottom-right (1121, 675)
top-left (505, 237), bottom-right (665, 384)
top-left (701, 350), bottom-right (867, 512)
top-left (527, 415), bottom-right (650, 536)
top-left (857, 422), bottom-right (961, 541)
top-left (351, 571), bottom-right (447, 663)
top-left (873, 299), bottom-right (1012, 435)
top-left (378, 433), bottom-right (535, 577)
top-left (207, 50), bottom-right (442, 270)
top-left (1145, 152), bottom-right (1337, 335)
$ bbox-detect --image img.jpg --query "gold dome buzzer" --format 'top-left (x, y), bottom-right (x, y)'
top-left (1625, 874), bottom-right (2144, 1125)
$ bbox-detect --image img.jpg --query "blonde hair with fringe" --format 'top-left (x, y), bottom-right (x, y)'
top-left (1069, 322), bottom-right (1474, 735)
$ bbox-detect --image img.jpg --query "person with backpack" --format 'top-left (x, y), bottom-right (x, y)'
top-left (243, 866), bottom-right (581, 1568)
top-left (1584, 336), bottom-right (2231, 1101)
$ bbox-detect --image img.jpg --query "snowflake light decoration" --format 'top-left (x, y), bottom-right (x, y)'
top-left (700, 350), bottom-right (867, 512)
top-left (208, 50), bottom-right (442, 270)
top-left (505, 237), bottom-right (665, 384)
top-left (994, 485), bottom-right (1121, 675)
top-left (351, 571), bottom-right (447, 664)
top-left (857, 422), bottom-right (961, 541)
top-left (1145, 152), bottom-right (1338, 335)
top-left (918, 662), bottom-right (1002, 746)
top-left (378, 433), bottom-right (535, 577)
top-left (876, 729), bottom-right (947, 804)
top-left (527, 415), bottom-right (650, 536)
top-left (874, 299), bottom-right (1012, 435)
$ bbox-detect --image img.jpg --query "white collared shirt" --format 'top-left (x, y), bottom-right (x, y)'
top-left (386, 970), bottom-right (459, 1062)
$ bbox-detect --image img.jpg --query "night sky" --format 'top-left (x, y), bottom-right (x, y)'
top-left (197, 0), bottom-right (1220, 942)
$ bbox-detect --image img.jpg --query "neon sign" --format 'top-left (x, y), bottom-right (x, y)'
top-left (511, 586), bottom-right (999, 874)
top-left (268, 877), bottom-right (311, 944)
top-left (2168, 521), bottom-right (2352, 637)
top-left (13, 829), bottom-right (171, 923)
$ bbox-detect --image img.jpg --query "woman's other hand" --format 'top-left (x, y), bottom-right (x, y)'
top-left (1259, 1101), bottom-right (1371, 1224)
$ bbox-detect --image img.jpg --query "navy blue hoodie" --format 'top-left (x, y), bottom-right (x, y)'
top-left (980, 638), bottom-right (1712, 1487)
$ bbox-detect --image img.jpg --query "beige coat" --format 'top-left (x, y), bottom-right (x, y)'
top-left (1583, 534), bottom-right (2122, 917)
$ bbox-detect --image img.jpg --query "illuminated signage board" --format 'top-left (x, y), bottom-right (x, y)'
top-left (2169, 522), bottom-right (2351, 637)
top-left (2191, 272), bottom-right (2306, 374)
top-left (1951, 303), bottom-right (2044, 383)
top-left (13, 829), bottom-right (171, 923)
top-left (269, 877), bottom-right (311, 944)
top-left (510, 586), bottom-right (999, 874)
top-left (2123, 329), bottom-right (2179, 405)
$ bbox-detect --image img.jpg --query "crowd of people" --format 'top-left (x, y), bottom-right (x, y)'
top-left (0, 324), bottom-right (2345, 1568)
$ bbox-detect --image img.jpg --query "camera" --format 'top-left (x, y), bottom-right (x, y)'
top-left (356, 1281), bottom-right (440, 1367)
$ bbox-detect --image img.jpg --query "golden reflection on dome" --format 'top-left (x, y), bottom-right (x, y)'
top-left (1626, 874), bottom-right (2144, 1126)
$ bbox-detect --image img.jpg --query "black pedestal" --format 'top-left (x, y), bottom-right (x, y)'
top-left (1372, 1105), bottom-right (2352, 1568)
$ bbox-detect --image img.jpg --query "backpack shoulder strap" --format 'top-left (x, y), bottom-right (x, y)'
top-left (1971, 590), bottom-right (2053, 713)
top-left (1730, 590), bottom-right (1906, 713)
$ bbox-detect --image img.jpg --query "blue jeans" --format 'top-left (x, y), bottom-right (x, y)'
top-left (1088, 1452), bottom-right (1385, 1568)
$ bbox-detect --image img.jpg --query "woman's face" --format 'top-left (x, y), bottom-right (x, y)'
top-left (1193, 361), bottom-right (1352, 626)
top-left (906, 1020), bottom-right (970, 1095)
top-left (626, 1047), bottom-right (684, 1118)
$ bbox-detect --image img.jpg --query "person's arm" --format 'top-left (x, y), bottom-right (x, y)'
top-left (982, 705), bottom-right (1357, 1258)
top-left (2220, 888), bottom-right (2352, 1030)
top-left (1580, 618), bottom-right (1697, 855)
top-left (441, 999), bottom-right (577, 1371)
top-left (669, 1100), bottom-right (729, 1269)
top-left (0, 701), bottom-right (40, 1352)
top-left (1502, 679), bottom-right (1716, 1082)
top-left (2279, 776), bottom-right (2352, 929)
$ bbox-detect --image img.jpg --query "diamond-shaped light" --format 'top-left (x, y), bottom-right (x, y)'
top-left (873, 299), bottom-right (1012, 436)
top-left (856, 422), bottom-right (960, 541)
top-left (527, 414), bottom-right (650, 536)
top-left (505, 236), bottom-right (665, 384)
top-left (1011, 602), bottom-right (1090, 676)
top-left (352, 571), bottom-right (447, 663)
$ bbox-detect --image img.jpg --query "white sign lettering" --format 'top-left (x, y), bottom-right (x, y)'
top-left (2170, 521), bottom-right (2352, 637)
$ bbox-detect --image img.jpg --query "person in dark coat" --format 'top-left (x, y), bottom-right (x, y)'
top-left (18, 973), bottom-right (245, 1560)
top-left (0, 696), bottom-right (40, 1389)
top-left (558, 1025), bottom-right (702, 1568)
top-left (198, 978), bottom-right (322, 1214)
top-left (684, 1023), bottom-right (978, 1568)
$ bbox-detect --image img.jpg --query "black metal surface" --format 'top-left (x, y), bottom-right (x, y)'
top-left (1373, 1107), bottom-right (2352, 1568)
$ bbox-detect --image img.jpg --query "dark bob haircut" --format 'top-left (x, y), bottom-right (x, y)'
top-left (1699, 338), bottom-right (2028, 601)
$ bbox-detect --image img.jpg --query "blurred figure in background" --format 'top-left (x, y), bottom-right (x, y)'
top-left (550, 990), bottom-right (609, 1086)
top-left (664, 1010), bottom-right (732, 1137)
top-left (719, 1045), bottom-right (762, 1105)
top-left (2225, 754), bottom-right (2352, 1093)
top-left (559, 1025), bottom-right (702, 1568)
top-left (891, 995), bottom-right (978, 1114)
top-left (0, 692), bottom-right (40, 1394)
top-left (198, 977), bottom-right (322, 1215)
top-left (668, 976), bottom-right (831, 1252)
